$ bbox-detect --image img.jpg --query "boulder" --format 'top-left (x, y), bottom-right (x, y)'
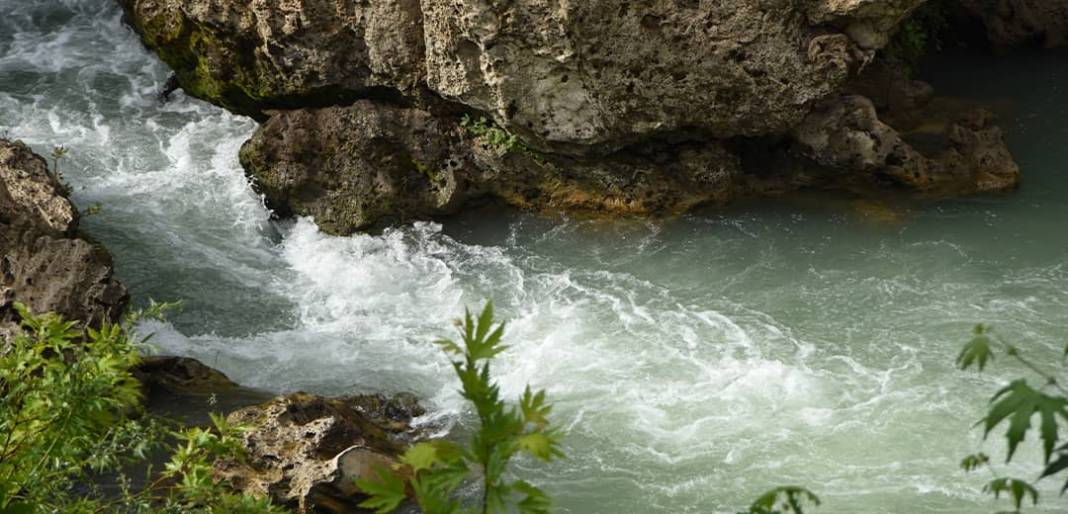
top-left (120, 0), bottom-right (928, 150)
top-left (0, 139), bottom-right (128, 340)
top-left (216, 392), bottom-right (425, 513)
top-left (240, 102), bottom-right (742, 234)
top-left (238, 101), bottom-right (470, 235)
top-left (958, 0), bottom-right (1068, 48)
top-left (794, 93), bottom-right (1019, 194)
top-left (118, 0), bottom-right (427, 118)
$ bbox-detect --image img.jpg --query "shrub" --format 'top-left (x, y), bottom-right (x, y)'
top-left (358, 302), bottom-right (564, 514)
top-left (0, 303), bottom-right (284, 513)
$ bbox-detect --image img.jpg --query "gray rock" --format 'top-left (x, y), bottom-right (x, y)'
top-left (119, 0), bottom-right (426, 118)
top-left (0, 139), bottom-right (128, 339)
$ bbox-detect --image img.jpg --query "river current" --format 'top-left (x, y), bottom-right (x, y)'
top-left (2, 1), bottom-right (1068, 512)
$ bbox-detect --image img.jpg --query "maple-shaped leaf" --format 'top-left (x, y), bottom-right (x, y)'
top-left (983, 477), bottom-right (1039, 511)
top-left (957, 325), bottom-right (995, 372)
top-left (356, 466), bottom-right (408, 514)
top-left (983, 379), bottom-right (1068, 463)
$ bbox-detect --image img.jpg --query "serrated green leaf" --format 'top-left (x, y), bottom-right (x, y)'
top-left (514, 480), bottom-right (552, 514)
top-left (961, 453), bottom-right (990, 472)
top-left (983, 380), bottom-right (1068, 463)
top-left (958, 328), bottom-right (995, 372)
top-left (984, 477), bottom-right (1039, 510)
top-left (356, 466), bottom-right (408, 514)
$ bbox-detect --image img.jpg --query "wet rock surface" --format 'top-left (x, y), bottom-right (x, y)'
top-left (959, 0), bottom-right (1068, 48)
top-left (120, 0), bottom-right (1028, 234)
top-left (0, 139), bottom-right (128, 340)
top-left (215, 391), bottom-right (425, 513)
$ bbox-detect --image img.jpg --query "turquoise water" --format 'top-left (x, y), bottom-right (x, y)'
top-left (2, 1), bottom-right (1068, 512)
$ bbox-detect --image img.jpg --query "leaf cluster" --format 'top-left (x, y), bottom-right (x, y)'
top-left (358, 302), bottom-right (563, 514)
top-left (740, 486), bottom-right (821, 514)
top-left (957, 324), bottom-right (1068, 512)
top-left (0, 303), bottom-right (284, 513)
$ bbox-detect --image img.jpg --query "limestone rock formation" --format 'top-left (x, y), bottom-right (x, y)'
top-left (794, 94), bottom-right (1019, 193)
top-left (118, 0), bottom-right (427, 118)
top-left (959, 0), bottom-right (1068, 48)
top-left (240, 102), bottom-right (742, 233)
top-left (215, 392), bottom-right (424, 513)
top-left (121, 0), bottom-right (1026, 233)
top-left (0, 139), bottom-right (128, 340)
top-left (239, 101), bottom-right (470, 234)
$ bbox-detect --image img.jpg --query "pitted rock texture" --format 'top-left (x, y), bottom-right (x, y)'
top-left (121, 0), bottom-right (929, 150)
top-left (216, 392), bottom-right (423, 513)
top-left (794, 93), bottom-right (1019, 194)
top-left (119, 0), bottom-right (426, 118)
top-left (0, 139), bottom-right (128, 340)
top-left (238, 101), bottom-right (471, 235)
top-left (240, 101), bottom-right (743, 234)
top-left (122, 0), bottom-right (1026, 233)
top-left (959, 0), bottom-right (1068, 48)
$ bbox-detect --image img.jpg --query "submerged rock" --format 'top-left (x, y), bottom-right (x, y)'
top-left (959, 0), bottom-right (1068, 48)
top-left (793, 94), bottom-right (1018, 194)
top-left (0, 139), bottom-right (128, 340)
top-left (216, 391), bottom-right (424, 513)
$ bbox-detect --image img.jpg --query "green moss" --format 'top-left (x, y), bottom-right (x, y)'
top-left (132, 10), bottom-right (360, 118)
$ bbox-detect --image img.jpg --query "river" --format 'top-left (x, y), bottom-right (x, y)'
top-left (2, 1), bottom-right (1067, 512)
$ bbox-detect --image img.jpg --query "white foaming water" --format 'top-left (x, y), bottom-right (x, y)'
top-left (4, 1), bottom-right (1068, 512)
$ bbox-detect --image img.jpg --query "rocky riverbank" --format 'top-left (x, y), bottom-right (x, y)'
top-left (0, 139), bottom-right (419, 513)
top-left (0, 138), bottom-right (128, 339)
top-left (116, 0), bottom-right (1058, 235)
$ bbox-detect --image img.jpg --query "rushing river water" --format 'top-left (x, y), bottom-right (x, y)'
top-left (3, 1), bottom-right (1068, 512)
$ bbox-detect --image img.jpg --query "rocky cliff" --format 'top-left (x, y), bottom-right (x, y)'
top-left (0, 139), bottom-right (128, 340)
top-left (120, 0), bottom-right (1039, 234)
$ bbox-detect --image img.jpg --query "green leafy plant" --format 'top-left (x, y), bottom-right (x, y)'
top-left (882, 2), bottom-right (950, 74)
top-left (357, 302), bottom-right (564, 514)
top-left (0, 303), bottom-right (285, 513)
top-left (741, 486), bottom-right (821, 514)
top-left (957, 324), bottom-right (1068, 513)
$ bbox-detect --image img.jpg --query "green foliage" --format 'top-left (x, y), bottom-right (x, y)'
top-left (358, 302), bottom-right (563, 514)
top-left (883, 3), bottom-right (950, 74)
top-left (957, 325), bottom-right (1068, 512)
top-left (48, 145), bottom-right (72, 195)
top-left (741, 487), bottom-right (821, 514)
top-left (460, 115), bottom-right (523, 154)
top-left (0, 303), bottom-right (285, 513)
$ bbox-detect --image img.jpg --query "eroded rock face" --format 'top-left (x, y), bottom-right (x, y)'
top-left (0, 139), bottom-right (128, 340)
top-left (959, 0), bottom-right (1068, 48)
top-left (795, 80), bottom-right (1019, 194)
top-left (121, 0), bottom-right (928, 149)
top-left (216, 392), bottom-right (424, 513)
top-left (240, 101), bottom-right (743, 234)
top-left (422, 0), bottom-right (921, 153)
top-left (239, 101), bottom-right (470, 235)
top-left (122, 0), bottom-right (1026, 232)
top-left (119, 0), bottom-right (426, 118)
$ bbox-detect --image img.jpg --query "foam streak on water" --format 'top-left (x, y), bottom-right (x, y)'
top-left (3, 1), bottom-right (1068, 512)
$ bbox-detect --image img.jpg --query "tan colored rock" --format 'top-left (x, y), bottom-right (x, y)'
top-left (238, 101), bottom-right (470, 235)
top-left (240, 102), bottom-right (742, 235)
top-left (119, 0), bottom-right (426, 117)
top-left (216, 392), bottom-right (422, 513)
top-left (0, 139), bottom-right (128, 339)
top-left (794, 94), bottom-right (1019, 194)
top-left (420, 0), bottom-right (894, 153)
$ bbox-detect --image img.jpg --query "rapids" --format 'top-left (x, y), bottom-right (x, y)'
top-left (2, 1), bottom-right (1067, 512)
